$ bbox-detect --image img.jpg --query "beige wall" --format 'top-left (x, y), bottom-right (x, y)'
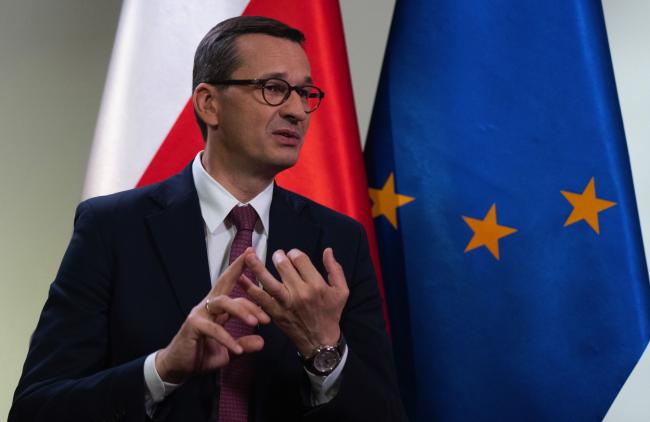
top-left (1, 0), bottom-right (648, 418)
top-left (0, 0), bottom-right (122, 417)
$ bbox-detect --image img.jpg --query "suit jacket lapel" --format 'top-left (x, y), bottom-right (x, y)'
top-left (265, 185), bottom-right (322, 278)
top-left (253, 186), bottom-right (323, 419)
top-left (257, 185), bottom-right (323, 361)
top-left (145, 166), bottom-right (212, 317)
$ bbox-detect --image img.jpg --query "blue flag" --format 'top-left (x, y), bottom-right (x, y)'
top-left (365, 1), bottom-right (650, 420)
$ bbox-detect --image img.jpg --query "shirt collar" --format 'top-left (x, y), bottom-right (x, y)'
top-left (192, 152), bottom-right (273, 234)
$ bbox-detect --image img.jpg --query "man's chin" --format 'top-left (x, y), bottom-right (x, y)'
top-left (271, 151), bottom-right (301, 171)
top-left (253, 156), bottom-right (299, 180)
top-left (270, 160), bottom-right (298, 175)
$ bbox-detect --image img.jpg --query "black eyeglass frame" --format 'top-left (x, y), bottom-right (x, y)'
top-left (207, 78), bottom-right (325, 113)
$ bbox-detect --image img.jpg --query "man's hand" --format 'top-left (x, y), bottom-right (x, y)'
top-left (239, 248), bottom-right (349, 356)
top-left (155, 248), bottom-right (270, 383)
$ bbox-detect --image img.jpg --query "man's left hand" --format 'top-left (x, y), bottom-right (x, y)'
top-left (239, 248), bottom-right (349, 356)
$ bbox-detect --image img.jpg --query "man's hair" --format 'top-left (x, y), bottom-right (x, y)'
top-left (192, 16), bottom-right (306, 140)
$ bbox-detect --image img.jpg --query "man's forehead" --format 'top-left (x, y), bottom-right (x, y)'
top-left (257, 71), bottom-right (313, 84)
top-left (233, 33), bottom-right (311, 79)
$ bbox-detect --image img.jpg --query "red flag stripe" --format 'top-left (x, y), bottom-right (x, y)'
top-left (136, 100), bottom-right (203, 187)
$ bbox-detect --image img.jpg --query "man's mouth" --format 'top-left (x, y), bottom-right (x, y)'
top-left (272, 129), bottom-right (301, 144)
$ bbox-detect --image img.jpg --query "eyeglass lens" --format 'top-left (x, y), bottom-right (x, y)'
top-left (261, 79), bottom-right (322, 112)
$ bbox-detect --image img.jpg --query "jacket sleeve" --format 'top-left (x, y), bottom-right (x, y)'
top-left (9, 201), bottom-right (148, 422)
top-left (302, 222), bottom-right (408, 421)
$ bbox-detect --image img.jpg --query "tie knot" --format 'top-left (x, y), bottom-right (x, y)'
top-left (229, 205), bottom-right (258, 232)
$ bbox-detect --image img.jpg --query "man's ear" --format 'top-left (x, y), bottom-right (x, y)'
top-left (193, 82), bottom-right (220, 128)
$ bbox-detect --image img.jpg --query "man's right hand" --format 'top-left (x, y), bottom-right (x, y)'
top-left (155, 248), bottom-right (270, 384)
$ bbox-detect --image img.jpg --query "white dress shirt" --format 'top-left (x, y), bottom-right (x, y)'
top-left (143, 152), bottom-right (347, 413)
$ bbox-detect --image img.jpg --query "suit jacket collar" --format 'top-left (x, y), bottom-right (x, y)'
top-left (145, 164), bottom-right (212, 316)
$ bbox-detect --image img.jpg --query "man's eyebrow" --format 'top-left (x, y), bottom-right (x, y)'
top-left (258, 72), bottom-right (313, 84)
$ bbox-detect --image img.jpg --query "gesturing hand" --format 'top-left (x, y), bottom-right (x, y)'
top-left (239, 248), bottom-right (349, 356)
top-left (156, 248), bottom-right (270, 384)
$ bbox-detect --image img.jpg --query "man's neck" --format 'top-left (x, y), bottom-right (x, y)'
top-left (200, 151), bottom-right (274, 204)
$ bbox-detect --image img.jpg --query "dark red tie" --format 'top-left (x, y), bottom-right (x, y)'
top-left (218, 205), bottom-right (258, 422)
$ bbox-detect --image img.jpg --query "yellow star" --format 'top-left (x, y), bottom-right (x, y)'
top-left (561, 177), bottom-right (616, 234)
top-left (368, 173), bottom-right (415, 229)
top-left (462, 204), bottom-right (517, 260)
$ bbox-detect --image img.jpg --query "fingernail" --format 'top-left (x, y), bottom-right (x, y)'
top-left (272, 250), bottom-right (284, 264)
top-left (287, 249), bottom-right (301, 259)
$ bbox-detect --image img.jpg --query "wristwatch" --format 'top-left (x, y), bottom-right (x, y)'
top-left (300, 335), bottom-right (347, 376)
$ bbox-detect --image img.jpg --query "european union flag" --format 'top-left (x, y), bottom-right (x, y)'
top-left (365, 1), bottom-right (650, 420)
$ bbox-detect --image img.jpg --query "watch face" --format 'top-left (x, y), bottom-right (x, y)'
top-left (313, 347), bottom-right (340, 373)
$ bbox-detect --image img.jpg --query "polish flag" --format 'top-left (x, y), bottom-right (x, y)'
top-left (83, 0), bottom-right (388, 322)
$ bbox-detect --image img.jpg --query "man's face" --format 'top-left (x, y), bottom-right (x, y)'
top-left (212, 34), bottom-right (312, 177)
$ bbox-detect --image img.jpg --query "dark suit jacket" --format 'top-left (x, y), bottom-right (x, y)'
top-left (10, 164), bottom-right (406, 422)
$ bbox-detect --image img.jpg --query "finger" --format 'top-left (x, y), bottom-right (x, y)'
top-left (210, 247), bottom-right (254, 297)
top-left (192, 317), bottom-right (243, 354)
top-left (232, 296), bottom-right (271, 324)
top-left (244, 253), bottom-right (291, 307)
top-left (215, 313), bottom-right (229, 325)
top-left (237, 334), bottom-right (265, 353)
top-left (239, 273), bottom-right (286, 314)
top-left (204, 295), bottom-right (260, 327)
top-left (204, 297), bottom-right (227, 322)
top-left (286, 249), bottom-right (323, 286)
top-left (201, 338), bottom-right (230, 369)
top-left (271, 250), bottom-right (305, 290)
top-left (323, 248), bottom-right (347, 290)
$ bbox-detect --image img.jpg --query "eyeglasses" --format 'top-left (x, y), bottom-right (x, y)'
top-left (208, 78), bottom-right (325, 113)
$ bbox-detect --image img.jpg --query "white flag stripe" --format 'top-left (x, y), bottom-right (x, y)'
top-left (83, 0), bottom-right (249, 199)
top-left (604, 341), bottom-right (650, 420)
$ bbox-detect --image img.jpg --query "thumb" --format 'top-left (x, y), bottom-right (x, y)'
top-left (323, 247), bottom-right (346, 290)
top-left (212, 247), bottom-right (254, 296)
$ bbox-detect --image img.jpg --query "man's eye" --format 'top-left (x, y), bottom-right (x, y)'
top-left (265, 83), bottom-right (287, 94)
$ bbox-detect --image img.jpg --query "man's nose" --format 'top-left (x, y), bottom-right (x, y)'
top-left (279, 90), bottom-right (308, 122)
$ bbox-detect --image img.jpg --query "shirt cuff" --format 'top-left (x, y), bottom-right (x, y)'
top-left (144, 351), bottom-right (182, 414)
top-left (305, 344), bottom-right (349, 406)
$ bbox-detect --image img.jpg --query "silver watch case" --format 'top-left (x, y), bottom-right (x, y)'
top-left (311, 345), bottom-right (342, 375)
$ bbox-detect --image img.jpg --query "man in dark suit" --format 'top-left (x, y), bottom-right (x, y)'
top-left (11, 16), bottom-right (405, 421)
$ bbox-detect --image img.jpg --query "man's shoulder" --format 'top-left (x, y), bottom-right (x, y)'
top-left (79, 182), bottom-right (159, 220)
top-left (77, 167), bottom-right (195, 221)
top-left (81, 183), bottom-right (155, 209)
